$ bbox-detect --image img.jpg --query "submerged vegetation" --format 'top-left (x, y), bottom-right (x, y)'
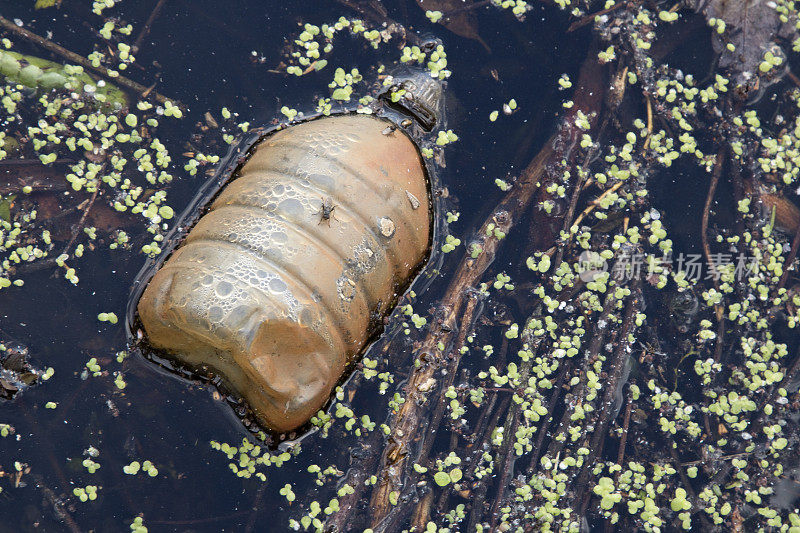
top-left (1, 0), bottom-right (800, 532)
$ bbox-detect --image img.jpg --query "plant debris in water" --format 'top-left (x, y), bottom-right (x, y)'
top-left (4, 0), bottom-right (800, 532)
top-left (0, 343), bottom-right (44, 400)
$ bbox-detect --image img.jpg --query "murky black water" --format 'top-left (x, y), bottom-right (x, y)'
top-left (0, 1), bottom-right (596, 531)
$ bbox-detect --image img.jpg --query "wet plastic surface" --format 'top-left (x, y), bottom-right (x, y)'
top-left (137, 114), bottom-right (431, 432)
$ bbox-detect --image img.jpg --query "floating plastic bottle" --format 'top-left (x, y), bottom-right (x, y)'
top-left (133, 71), bottom-right (442, 432)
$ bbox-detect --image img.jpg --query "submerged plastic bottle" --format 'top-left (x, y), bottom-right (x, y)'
top-left (135, 71), bottom-right (441, 432)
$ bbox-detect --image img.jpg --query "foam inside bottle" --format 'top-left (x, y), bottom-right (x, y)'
top-left (137, 114), bottom-right (431, 431)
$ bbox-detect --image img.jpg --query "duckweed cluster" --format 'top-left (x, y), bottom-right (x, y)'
top-left (121, 460), bottom-right (158, 477)
top-left (278, 16), bottom-right (451, 125)
top-left (0, 31), bottom-right (190, 288)
top-left (209, 434), bottom-right (297, 481)
top-left (72, 484), bottom-right (100, 502)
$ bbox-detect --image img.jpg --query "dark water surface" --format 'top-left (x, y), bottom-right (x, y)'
top-left (0, 1), bottom-right (592, 531)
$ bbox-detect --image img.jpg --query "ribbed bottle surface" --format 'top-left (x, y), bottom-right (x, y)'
top-left (137, 115), bottom-right (431, 432)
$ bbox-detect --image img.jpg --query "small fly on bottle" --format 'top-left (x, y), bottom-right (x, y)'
top-left (315, 197), bottom-right (338, 226)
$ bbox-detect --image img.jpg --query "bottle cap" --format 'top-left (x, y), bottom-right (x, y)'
top-left (383, 67), bottom-right (443, 131)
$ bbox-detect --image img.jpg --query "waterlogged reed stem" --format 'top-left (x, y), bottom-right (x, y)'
top-left (0, 15), bottom-right (181, 108)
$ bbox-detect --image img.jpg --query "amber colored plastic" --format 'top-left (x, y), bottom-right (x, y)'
top-left (137, 114), bottom-right (431, 432)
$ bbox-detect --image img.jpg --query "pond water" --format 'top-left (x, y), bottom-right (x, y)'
top-left (1, 1), bottom-right (799, 532)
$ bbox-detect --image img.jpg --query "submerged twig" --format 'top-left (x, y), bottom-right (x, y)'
top-left (465, 394), bottom-right (508, 532)
top-left (31, 473), bottom-right (82, 533)
top-left (441, 0), bottom-right (492, 17)
top-left (61, 187), bottom-right (99, 259)
top-left (376, 293), bottom-right (483, 533)
top-left (0, 15), bottom-right (182, 108)
top-left (368, 208), bottom-right (513, 529)
top-left (489, 358), bottom-right (532, 528)
top-left (575, 284), bottom-right (640, 518)
top-left (567, 2), bottom-right (623, 33)
top-left (702, 151), bottom-right (726, 363)
top-left (778, 213), bottom-right (800, 291)
top-left (571, 180), bottom-right (623, 229)
top-left (132, 0), bottom-right (169, 54)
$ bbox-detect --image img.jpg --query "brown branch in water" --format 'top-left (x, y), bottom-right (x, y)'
top-left (324, 432), bottom-right (384, 532)
top-left (410, 491), bottom-right (435, 531)
top-left (371, 63), bottom-right (602, 523)
top-left (132, 0), bottom-right (168, 54)
top-left (61, 186), bottom-right (99, 258)
top-left (488, 365), bottom-right (529, 528)
top-left (668, 443), bottom-right (715, 530)
top-left (615, 396), bottom-right (633, 467)
top-left (432, 431), bottom-right (463, 517)
top-left (244, 483), bottom-right (268, 533)
top-left (787, 70), bottom-right (800, 89)
top-left (525, 43), bottom-right (608, 256)
top-left (778, 215), bottom-right (800, 291)
top-left (567, 2), bottom-right (623, 33)
top-left (0, 15), bottom-right (181, 108)
top-left (701, 154), bottom-right (723, 282)
top-left (571, 180), bottom-right (623, 229)
top-left (701, 151), bottom-right (727, 363)
top-left (0, 159), bottom-right (73, 195)
top-left (441, 0), bottom-right (493, 17)
top-left (541, 290), bottom-right (616, 465)
top-left (380, 294), bottom-right (483, 533)
top-left (359, 18), bottom-right (708, 531)
top-left (465, 394), bottom-right (509, 531)
top-left (367, 208), bottom-right (513, 530)
top-left (643, 96), bottom-right (654, 150)
top-left (680, 452), bottom-right (753, 467)
top-left (605, 393), bottom-right (634, 533)
top-left (552, 64), bottom-right (628, 269)
top-left (552, 116), bottom-right (609, 271)
top-left (10, 256), bottom-right (57, 276)
top-left (418, 295), bottom-right (481, 462)
top-left (31, 473), bottom-right (82, 533)
top-left (13, 184), bottom-right (99, 277)
top-left (524, 362), bottom-right (570, 474)
top-left (574, 285), bottom-right (640, 519)
top-left (323, 345), bottom-right (397, 533)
